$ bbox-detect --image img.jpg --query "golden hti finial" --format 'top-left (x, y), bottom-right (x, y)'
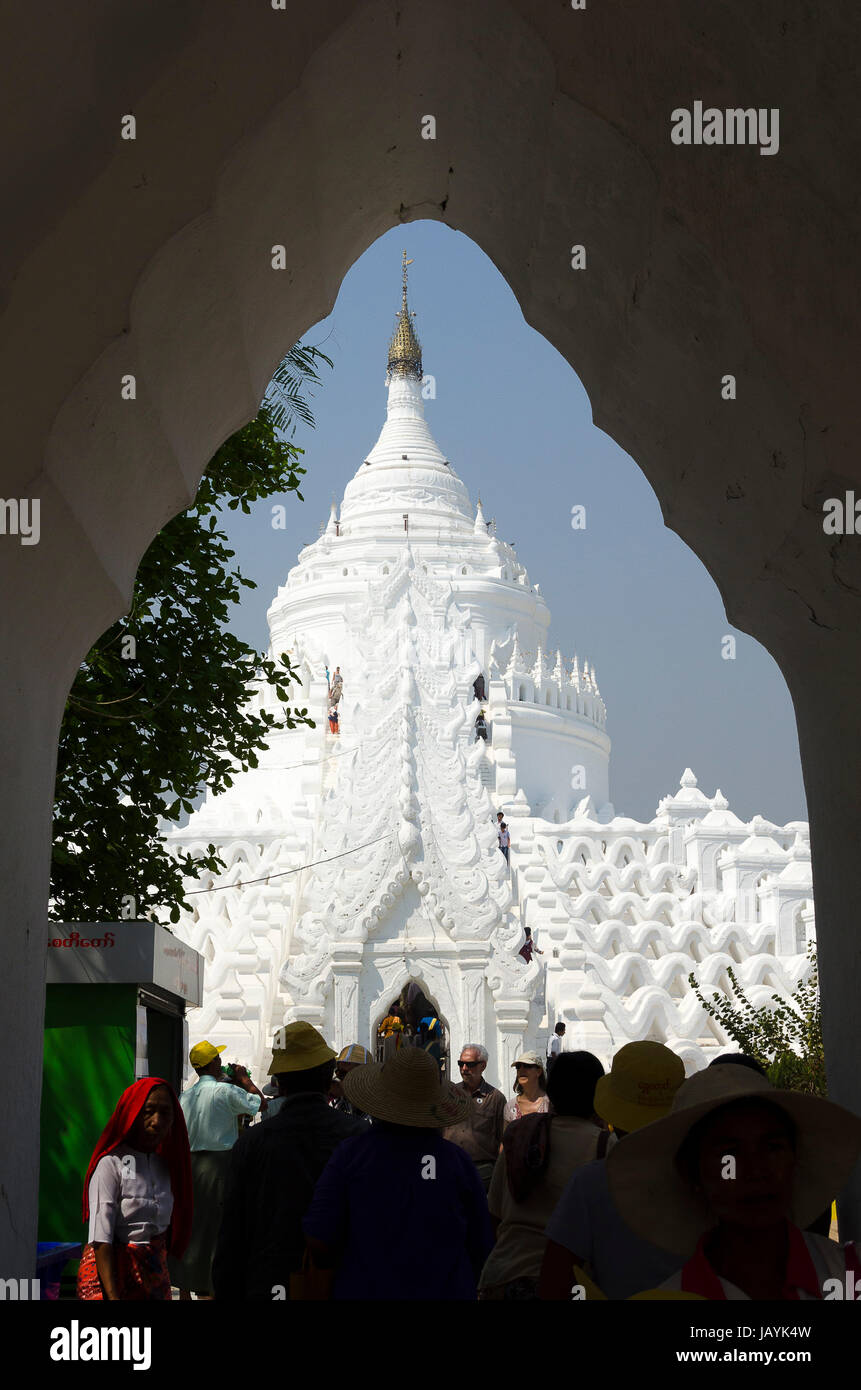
top-left (387, 250), bottom-right (422, 381)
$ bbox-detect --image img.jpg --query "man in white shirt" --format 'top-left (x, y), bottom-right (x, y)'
top-left (547, 1022), bottom-right (567, 1072)
top-left (168, 1040), bottom-right (265, 1299)
top-left (499, 822), bottom-right (511, 864)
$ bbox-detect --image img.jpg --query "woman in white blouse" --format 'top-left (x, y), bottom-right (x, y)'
top-left (77, 1076), bottom-right (192, 1300)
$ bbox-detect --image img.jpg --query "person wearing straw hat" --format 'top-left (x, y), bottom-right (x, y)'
top-left (302, 1048), bottom-right (493, 1299)
top-left (211, 1023), bottom-right (367, 1300)
top-left (607, 1064), bottom-right (861, 1299)
top-left (329, 1043), bottom-right (373, 1122)
top-left (540, 1041), bottom-right (686, 1299)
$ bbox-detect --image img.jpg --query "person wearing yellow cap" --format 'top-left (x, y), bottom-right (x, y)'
top-left (538, 1041), bottom-right (687, 1299)
top-left (167, 1041), bottom-right (265, 1300)
top-left (211, 1023), bottom-right (367, 1300)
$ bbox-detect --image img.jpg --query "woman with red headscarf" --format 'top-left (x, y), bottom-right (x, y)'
top-left (77, 1077), bottom-right (192, 1301)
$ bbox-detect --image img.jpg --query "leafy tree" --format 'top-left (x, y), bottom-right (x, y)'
top-left (51, 343), bottom-right (332, 923)
top-left (689, 941), bottom-right (825, 1095)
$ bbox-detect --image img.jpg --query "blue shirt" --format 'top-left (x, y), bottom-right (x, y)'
top-left (303, 1126), bottom-right (493, 1300)
top-left (181, 1075), bottom-right (261, 1151)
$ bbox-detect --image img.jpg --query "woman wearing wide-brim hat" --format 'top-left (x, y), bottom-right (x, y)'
top-left (607, 1065), bottom-right (861, 1300)
top-left (303, 1048), bottom-right (493, 1299)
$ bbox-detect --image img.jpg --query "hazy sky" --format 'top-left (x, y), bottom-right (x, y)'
top-left (216, 220), bottom-right (806, 827)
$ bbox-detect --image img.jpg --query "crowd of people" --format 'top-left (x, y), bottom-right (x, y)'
top-left (75, 1024), bottom-right (861, 1302)
top-left (376, 982), bottom-right (444, 1065)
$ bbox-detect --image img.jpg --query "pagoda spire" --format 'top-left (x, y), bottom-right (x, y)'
top-left (387, 250), bottom-right (423, 381)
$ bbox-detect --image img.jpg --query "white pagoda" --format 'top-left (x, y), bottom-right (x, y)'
top-left (166, 258), bottom-right (815, 1085)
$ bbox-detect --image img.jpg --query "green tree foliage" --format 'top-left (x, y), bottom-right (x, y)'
top-left (51, 344), bottom-right (332, 923)
top-left (689, 942), bottom-right (825, 1095)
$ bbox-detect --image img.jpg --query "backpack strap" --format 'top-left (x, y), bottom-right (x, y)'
top-left (595, 1128), bottom-right (611, 1160)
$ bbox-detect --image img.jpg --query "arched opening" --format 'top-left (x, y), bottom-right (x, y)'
top-left (374, 982), bottom-right (449, 1079)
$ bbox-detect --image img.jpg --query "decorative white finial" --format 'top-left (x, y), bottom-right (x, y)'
top-left (680, 768), bottom-right (697, 788)
top-left (712, 788), bottom-right (728, 810)
top-left (506, 632), bottom-right (525, 677)
top-left (474, 498), bottom-right (487, 534)
top-left (325, 500), bottom-right (337, 536)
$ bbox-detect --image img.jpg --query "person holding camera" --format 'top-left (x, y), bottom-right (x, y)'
top-left (168, 1040), bottom-right (265, 1300)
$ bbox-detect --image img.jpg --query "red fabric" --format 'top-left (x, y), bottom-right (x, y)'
top-left (783, 1221), bottom-right (822, 1298)
top-left (681, 1221), bottom-right (821, 1301)
top-left (77, 1233), bottom-right (171, 1301)
top-left (82, 1077), bottom-right (193, 1257)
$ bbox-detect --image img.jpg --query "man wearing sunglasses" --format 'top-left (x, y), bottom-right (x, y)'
top-left (443, 1044), bottom-right (507, 1194)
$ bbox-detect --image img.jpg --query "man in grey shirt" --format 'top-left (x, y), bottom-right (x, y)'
top-left (443, 1043), bottom-right (506, 1193)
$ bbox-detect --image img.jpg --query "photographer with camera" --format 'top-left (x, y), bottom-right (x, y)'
top-left (168, 1040), bottom-right (266, 1300)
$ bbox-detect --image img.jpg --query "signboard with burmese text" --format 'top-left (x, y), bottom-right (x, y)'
top-left (47, 921), bottom-right (203, 1006)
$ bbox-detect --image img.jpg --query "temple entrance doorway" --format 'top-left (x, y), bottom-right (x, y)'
top-left (374, 982), bottom-right (449, 1079)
